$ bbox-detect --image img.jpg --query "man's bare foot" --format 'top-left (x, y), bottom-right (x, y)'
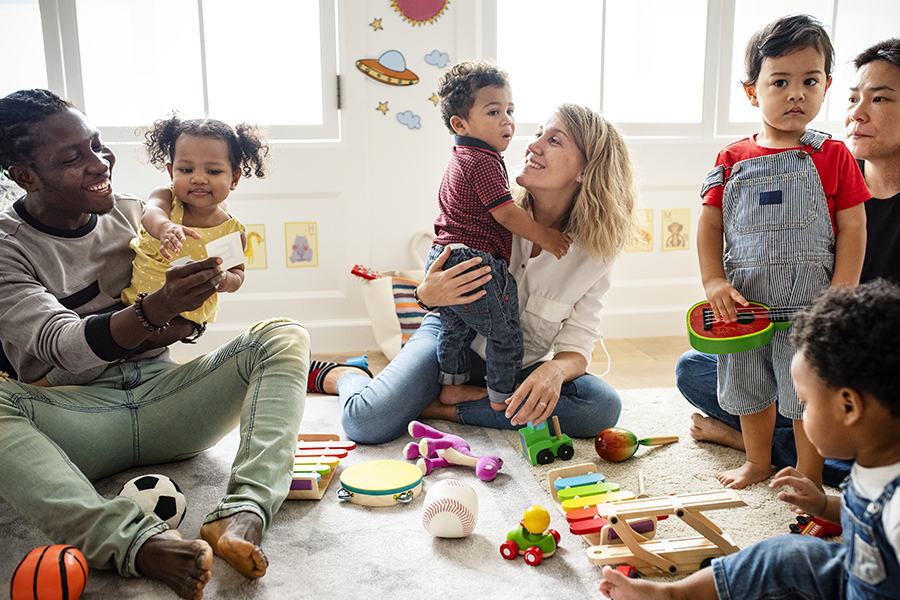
top-left (716, 460), bottom-right (773, 489)
top-left (690, 413), bottom-right (745, 451)
top-left (135, 530), bottom-right (212, 600)
top-left (200, 512), bottom-right (267, 578)
top-left (438, 384), bottom-right (487, 405)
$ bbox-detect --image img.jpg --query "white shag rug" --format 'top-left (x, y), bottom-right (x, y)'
top-left (0, 387), bottom-right (840, 598)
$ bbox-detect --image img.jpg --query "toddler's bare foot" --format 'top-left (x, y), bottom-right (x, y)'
top-left (200, 512), bottom-right (267, 578)
top-left (438, 384), bottom-right (487, 405)
top-left (716, 460), bottom-right (773, 489)
top-left (600, 566), bottom-right (672, 599)
top-left (321, 366), bottom-right (371, 395)
top-left (690, 413), bottom-right (745, 451)
top-left (135, 530), bottom-right (212, 600)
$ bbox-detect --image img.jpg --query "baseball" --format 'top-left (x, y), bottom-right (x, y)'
top-left (421, 479), bottom-right (479, 538)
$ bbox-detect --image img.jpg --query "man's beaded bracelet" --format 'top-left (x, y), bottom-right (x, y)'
top-left (413, 287), bottom-right (437, 312)
top-left (134, 292), bottom-right (169, 334)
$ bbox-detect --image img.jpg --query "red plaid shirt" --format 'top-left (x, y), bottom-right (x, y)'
top-left (433, 136), bottom-right (514, 262)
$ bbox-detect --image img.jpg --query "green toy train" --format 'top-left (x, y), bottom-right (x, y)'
top-left (517, 415), bottom-right (575, 466)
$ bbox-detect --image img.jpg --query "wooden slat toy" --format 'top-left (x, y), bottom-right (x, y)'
top-left (569, 515), bottom-right (659, 545)
top-left (553, 472), bottom-right (605, 491)
top-left (556, 482), bottom-right (620, 502)
top-left (584, 489), bottom-right (747, 576)
top-left (288, 433), bottom-right (357, 500)
top-left (561, 490), bottom-right (636, 512)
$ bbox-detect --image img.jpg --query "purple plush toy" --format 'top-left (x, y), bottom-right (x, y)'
top-left (404, 421), bottom-right (503, 482)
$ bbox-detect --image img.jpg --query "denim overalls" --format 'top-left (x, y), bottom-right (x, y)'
top-left (711, 472), bottom-right (900, 600)
top-left (841, 472), bottom-right (900, 599)
top-left (701, 130), bottom-right (835, 419)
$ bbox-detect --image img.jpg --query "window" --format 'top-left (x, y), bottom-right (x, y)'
top-left (491, 0), bottom-right (900, 139)
top-left (5, 0), bottom-right (338, 141)
top-left (495, 0), bottom-right (710, 137)
top-left (0, 0), bottom-right (48, 94)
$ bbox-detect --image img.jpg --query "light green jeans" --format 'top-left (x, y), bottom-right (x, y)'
top-left (0, 318), bottom-right (309, 577)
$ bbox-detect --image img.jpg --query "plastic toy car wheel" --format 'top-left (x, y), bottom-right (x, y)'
top-left (500, 540), bottom-right (519, 560)
top-left (557, 443), bottom-right (574, 461)
top-left (548, 528), bottom-right (561, 545)
top-left (523, 546), bottom-right (543, 566)
top-left (536, 449), bottom-right (555, 465)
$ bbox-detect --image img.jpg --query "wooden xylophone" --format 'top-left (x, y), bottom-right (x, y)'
top-left (288, 433), bottom-right (357, 500)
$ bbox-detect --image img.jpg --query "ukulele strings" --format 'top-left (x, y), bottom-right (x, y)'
top-left (701, 306), bottom-right (805, 325)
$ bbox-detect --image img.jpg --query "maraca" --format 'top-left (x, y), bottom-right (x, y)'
top-left (594, 427), bottom-right (679, 462)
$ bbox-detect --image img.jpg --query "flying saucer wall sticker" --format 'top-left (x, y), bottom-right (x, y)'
top-left (391, 0), bottom-right (450, 26)
top-left (356, 49), bottom-right (419, 86)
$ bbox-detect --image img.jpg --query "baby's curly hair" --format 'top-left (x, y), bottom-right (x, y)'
top-left (790, 280), bottom-right (900, 418)
top-left (437, 61), bottom-right (510, 134)
top-left (143, 115), bottom-right (269, 178)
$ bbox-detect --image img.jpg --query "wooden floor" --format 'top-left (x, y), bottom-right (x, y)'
top-left (314, 335), bottom-right (691, 391)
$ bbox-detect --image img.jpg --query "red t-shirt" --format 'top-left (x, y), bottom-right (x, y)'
top-left (703, 135), bottom-right (870, 233)
top-left (433, 136), bottom-right (514, 262)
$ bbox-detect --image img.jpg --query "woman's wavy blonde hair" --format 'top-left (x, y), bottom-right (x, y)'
top-left (514, 103), bottom-right (641, 262)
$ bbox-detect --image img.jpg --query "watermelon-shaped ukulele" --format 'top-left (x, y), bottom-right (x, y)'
top-left (686, 301), bottom-right (804, 355)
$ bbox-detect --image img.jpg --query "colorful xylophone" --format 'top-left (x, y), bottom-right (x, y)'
top-left (288, 433), bottom-right (357, 500)
top-left (547, 463), bottom-right (657, 546)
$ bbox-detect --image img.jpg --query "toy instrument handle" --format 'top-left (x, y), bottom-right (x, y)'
top-left (641, 435), bottom-right (679, 446)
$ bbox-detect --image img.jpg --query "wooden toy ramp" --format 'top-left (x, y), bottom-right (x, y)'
top-left (584, 489), bottom-right (746, 576)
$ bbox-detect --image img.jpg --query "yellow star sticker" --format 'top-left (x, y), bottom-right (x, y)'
top-left (370, 18), bottom-right (383, 31)
top-left (429, 93), bottom-right (439, 106)
top-left (376, 101), bottom-right (389, 115)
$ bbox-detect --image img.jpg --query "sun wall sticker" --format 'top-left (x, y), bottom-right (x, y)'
top-left (286, 222), bottom-right (318, 269)
top-left (391, 0), bottom-right (450, 26)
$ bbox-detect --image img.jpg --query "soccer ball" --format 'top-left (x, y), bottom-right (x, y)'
top-left (117, 474), bottom-right (187, 529)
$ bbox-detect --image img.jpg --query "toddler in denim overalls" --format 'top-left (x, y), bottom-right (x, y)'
top-left (695, 14), bottom-right (868, 491)
top-left (600, 281), bottom-right (900, 600)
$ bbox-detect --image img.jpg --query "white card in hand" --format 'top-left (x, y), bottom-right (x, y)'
top-left (205, 231), bottom-right (244, 271)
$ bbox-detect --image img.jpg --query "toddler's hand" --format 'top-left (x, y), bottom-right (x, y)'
top-left (157, 224), bottom-right (201, 260)
top-left (704, 278), bottom-right (748, 324)
top-left (542, 228), bottom-right (573, 260)
top-left (770, 466), bottom-right (828, 516)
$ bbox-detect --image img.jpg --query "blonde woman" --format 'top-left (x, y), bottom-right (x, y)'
top-left (328, 104), bottom-right (640, 444)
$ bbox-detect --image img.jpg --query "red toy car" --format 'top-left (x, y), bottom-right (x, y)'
top-left (789, 514), bottom-right (842, 537)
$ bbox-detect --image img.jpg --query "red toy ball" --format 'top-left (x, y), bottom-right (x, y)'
top-left (10, 545), bottom-right (88, 600)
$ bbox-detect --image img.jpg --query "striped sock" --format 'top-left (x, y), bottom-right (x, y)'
top-left (307, 361), bottom-right (373, 394)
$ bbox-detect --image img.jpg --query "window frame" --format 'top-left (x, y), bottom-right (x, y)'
top-left (36, 0), bottom-right (339, 143)
top-left (485, 0), bottom-right (857, 141)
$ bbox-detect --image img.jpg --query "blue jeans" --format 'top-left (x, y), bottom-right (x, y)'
top-left (712, 534), bottom-right (846, 599)
top-left (675, 349), bottom-right (851, 487)
top-left (0, 319), bottom-right (309, 576)
top-left (426, 245), bottom-right (523, 403)
top-left (339, 312), bottom-right (621, 444)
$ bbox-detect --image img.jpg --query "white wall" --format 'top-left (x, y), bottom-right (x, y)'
top-left (106, 1), bottom-right (808, 360)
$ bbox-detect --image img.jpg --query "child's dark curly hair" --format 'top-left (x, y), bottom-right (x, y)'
top-left (0, 89), bottom-right (75, 173)
top-left (790, 280), bottom-right (900, 418)
top-left (743, 14), bottom-right (834, 87)
top-left (437, 61), bottom-right (510, 134)
top-left (143, 115), bottom-right (269, 178)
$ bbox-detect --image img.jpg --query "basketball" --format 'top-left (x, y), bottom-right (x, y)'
top-left (421, 479), bottom-right (479, 538)
top-left (10, 545), bottom-right (88, 600)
